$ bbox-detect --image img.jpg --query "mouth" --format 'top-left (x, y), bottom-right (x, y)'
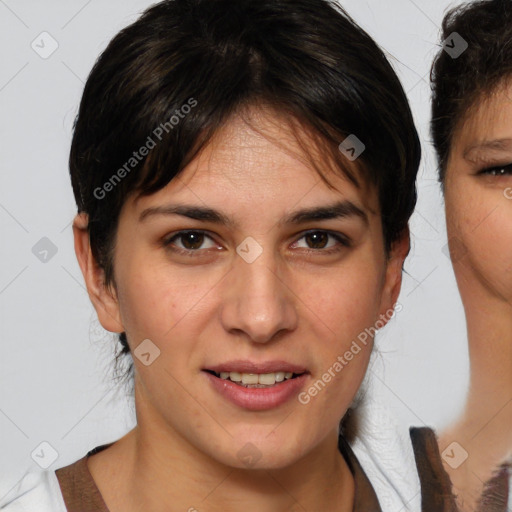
top-left (204, 369), bottom-right (307, 388)
top-left (202, 363), bottom-right (310, 410)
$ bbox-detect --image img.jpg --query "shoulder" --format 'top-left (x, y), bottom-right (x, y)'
top-left (410, 426), bottom-right (512, 512)
top-left (0, 468), bottom-right (67, 512)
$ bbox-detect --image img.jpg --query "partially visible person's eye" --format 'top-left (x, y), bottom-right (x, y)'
top-left (477, 163), bottom-right (512, 176)
top-left (291, 230), bottom-right (351, 254)
top-left (163, 230), bottom-right (220, 256)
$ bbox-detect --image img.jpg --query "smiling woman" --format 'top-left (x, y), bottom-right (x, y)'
top-left (0, 0), bottom-right (422, 511)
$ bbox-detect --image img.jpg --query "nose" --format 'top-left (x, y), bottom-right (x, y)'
top-left (220, 244), bottom-right (298, 344)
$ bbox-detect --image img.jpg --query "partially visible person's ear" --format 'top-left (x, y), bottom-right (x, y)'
top-left (377, 226), bottom-right (410, 325)
top-left (72, 212), bottom-right (124, 333)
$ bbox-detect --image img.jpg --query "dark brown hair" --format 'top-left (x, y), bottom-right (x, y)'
top-left (431, 0), bottom-right (512, 182)
top-left (69, 0), bottom-right (420, 388)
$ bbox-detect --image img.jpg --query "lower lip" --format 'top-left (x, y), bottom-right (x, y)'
top-left (203, 371), bottom-right (309, 411)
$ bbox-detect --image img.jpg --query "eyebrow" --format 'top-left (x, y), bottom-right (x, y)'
top-left (463, 138), bottom-right (512, 160)
top-left (138, 200), bottom-right (368, 227)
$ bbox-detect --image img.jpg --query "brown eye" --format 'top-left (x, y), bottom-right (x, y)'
top-left (179, 232), bottom-right (205, 250)
top-left (305, 232), bottom-right (329, 249)
top-left (293, 230), bottom-right (350, 252)
top-left (164, 231), bottom-right (217, 253)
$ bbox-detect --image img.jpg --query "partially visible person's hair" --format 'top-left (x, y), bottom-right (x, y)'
top-left (431, 0), bottom-right (512, 183)
top-left (69, 0), bottom-right (420, 389)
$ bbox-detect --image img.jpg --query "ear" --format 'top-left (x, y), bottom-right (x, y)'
top-left (377, 226), bottom-right (410, 325)
top-left (72, 212), bottom-right (124, 333)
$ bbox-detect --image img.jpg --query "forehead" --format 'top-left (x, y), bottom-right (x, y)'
top-left (170, 107), bottom-right (376, 205)
top-left (453, 82), bottom-right (512, 159)
top-left (130, 105), bottom-right (379, 221)
top-left (184, 110), bottom-right (326, 191)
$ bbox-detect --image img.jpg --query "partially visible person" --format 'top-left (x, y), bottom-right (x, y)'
top-left (411, 1), bottom-right (512, 511)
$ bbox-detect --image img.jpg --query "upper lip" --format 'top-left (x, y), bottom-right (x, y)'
top-left (205, 360), bottom-right (308, 374)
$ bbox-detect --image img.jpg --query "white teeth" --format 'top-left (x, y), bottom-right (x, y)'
top-left (216, 371), bottom-right (298, 385)
top-left (241, 373), bottom-right (259, 385)
top-left (258, 373), bottom-right (276, 385)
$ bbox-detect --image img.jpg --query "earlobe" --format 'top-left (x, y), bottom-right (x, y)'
top-left (72, 213), bottom-right (124, 333)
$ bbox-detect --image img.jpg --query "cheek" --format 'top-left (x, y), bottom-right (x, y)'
top-left (293, 256), bottom-right (385, 356)
top-left (115, 259), bottom-right (220, 344)
top-left (294, 270), bottom-right (380, 420)
top-left (446, 189), bottom-right (512, 299)
top-left (321, 275), bottom-right (382, 336)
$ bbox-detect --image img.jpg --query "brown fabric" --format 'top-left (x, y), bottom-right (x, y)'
top-left (54, 436), bottom-right (382, 511)
top-left (55, 443), bottom-right (113, 512)
top-left (410, 426), bottom-right (510, 512)
top-left (475, 464), bottom-right (510, 512)
top-left (338, 434), bottom-right (383, 512)
top-left (410, 427), bottom-right (459, 512)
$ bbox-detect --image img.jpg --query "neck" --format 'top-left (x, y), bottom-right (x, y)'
top-left (120, 384), bottom-right (354, 512)
top-left (464, 305), bottom-right (512, 433)
top-left (439, 279), bottom-right (512, 511)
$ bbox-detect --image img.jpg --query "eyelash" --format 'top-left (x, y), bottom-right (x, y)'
top-left (478, 163), bottom-right (512, 176)
top-left (162, 230), bottom-right (351, 257)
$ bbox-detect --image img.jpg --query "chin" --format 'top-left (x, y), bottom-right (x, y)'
top-left (207, 431), bottom-right (308, 471)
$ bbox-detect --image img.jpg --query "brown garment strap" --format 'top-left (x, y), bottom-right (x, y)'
top-left (338, 434), bottom-right (383, 512)
top-left (410, 427), bottom-right (459, 512)
top-left (55, 444), bottom-right (113, 512)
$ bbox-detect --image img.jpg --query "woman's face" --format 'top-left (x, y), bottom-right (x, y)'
top-left (444, 82), bottom-right (512, 305)
top-left (88, 107), bottom-right (404, 470)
